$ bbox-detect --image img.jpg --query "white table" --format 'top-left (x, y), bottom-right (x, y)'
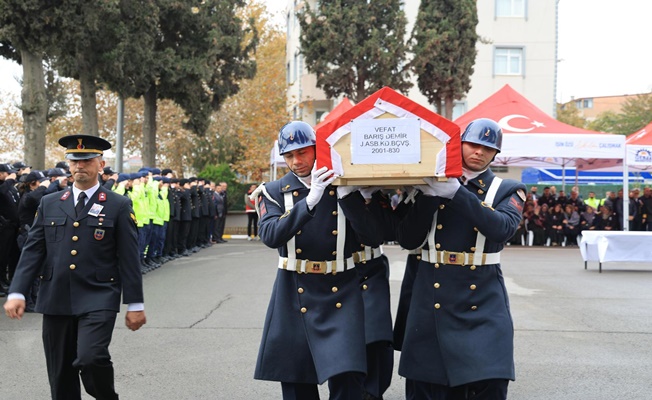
top-left (580, 230), bottom-right (652, 273)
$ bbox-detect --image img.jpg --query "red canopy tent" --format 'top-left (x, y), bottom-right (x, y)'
top-left (454, 84), bottom-right (625, 169)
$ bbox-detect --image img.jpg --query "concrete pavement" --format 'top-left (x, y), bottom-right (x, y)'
top-left (2, 242), bottom-right (652, 399)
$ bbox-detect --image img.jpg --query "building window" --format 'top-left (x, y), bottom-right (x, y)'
top-left (316, 111), bottom-right (325, 123)
top-left (286, 62), bottom-right (291, 84)
top-left (583, 98), bottom-right (593, 109)
top-left (494, 47), bottom-right (524, 75)
top-left (287, 12), bottom-right (291, 36)
top-left (293, 52), bottom-right (299, 81)
top-left (496, 0), bottom-right (525, 17)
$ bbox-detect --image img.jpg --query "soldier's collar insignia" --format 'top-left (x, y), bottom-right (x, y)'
top-left (478, 179), bottom-right (486, 187)
top-left (61, 191), bottom-right (71, 200)
top-left (98, 192), bottom-right (107, 202)
top-left (282, 184), bottom-right (291, 192)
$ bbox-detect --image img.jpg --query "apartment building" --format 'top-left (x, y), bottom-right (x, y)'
top-left (563, 94), bottom-right (644, 122)
top-left (284, 0), bottom-right (558, 126)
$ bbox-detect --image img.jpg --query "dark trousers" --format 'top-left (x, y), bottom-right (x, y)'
top-left (364, 341), bottom-right (393, 398)
top-left (246, 212), bottom-right (258, 237)
top-left (281, 372), bottom-right (365, 400)
top-left (198, 216), bottom-right (210, 244)
top-left (137, 223), bottom-right (153, 259)
top-left (42, 311), bottom-right (119, 400)
top-left (187, 218), bottom-right (199, 249)
top-left (213, 215), bottom-right (226, 240)
top-left (177, 220), bottom-right (191, 252)
top-left (164, 219), bottom-right (178, 255)
top-left (406, 379), bottom-right (509, 400)
top-left (0, 227), bottom-right (19, 284)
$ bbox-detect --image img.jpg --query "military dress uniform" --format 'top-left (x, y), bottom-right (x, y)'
top-left (254, 172), bottom-right (384, 399)
top-left (396, 169), bottom-right (525, 395)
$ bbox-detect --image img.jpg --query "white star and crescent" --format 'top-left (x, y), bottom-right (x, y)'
top-left (498, 114), bottom-right (545, 132)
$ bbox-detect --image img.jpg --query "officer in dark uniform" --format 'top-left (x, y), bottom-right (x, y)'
top-left (0, 163), bottom-right (21, 293)
top-left (177, 179), bottom-right (192, 256)
top-left (395, 118), bottom-right (526, 400)
top-left (253, 121), bottom-right (384, 400)
top-left (4, 134), bottom-right (147, 400)
top-left (100, 166), bottom-right (118, 190)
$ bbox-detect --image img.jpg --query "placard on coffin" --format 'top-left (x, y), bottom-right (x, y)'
top-left (316, 87), bottom-right (462, 186)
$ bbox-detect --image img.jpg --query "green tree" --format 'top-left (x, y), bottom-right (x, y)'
top-left (556, 102), bottom-right (586, 128)
top-left (587, 93), bottom-right (652, 135)
top-left (298, 0), bottom-right (411, 103)
top-left (409, 0), bottom-right (478, 119)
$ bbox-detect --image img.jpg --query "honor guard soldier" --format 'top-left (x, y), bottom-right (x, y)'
top-left (395, 118), bottom-right (526, 400)
top-left (253, 121), bottom-right (384, 400)
top-left (4, 134), bottom-right (146, 400)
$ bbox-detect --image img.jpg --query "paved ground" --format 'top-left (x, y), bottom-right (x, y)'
top-left (2, 241), bottom-right (652, 399)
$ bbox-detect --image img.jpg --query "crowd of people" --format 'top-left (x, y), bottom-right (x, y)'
top-left (0, 159), bottom-right (232, 302)
top-left (509, 185), bottom-right (652, 247)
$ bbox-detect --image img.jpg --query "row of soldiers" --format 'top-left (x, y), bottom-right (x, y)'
top-left (0, 160), bottom-right (228, 302)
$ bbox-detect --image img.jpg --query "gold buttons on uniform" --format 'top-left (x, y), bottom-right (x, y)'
top-left (471, 306), bottom-right (478, 311)
top-left (296, 248), bottom-right (302, 254)
top-left (332, 251), bottom-right (337, 256)
top-left (434, 283), bottom-right (440, 289)
top-left (300, 307), bottom-right (307, 313)
top-left (110, 278), bottom-right (114, 282)
top-left (73, 222), bottom-right (80, 227)
top-left (332, 230), bottom-right (338, 235)
top-left (435, 243), bottom-right (441, 249)
top-left (69, 264), bottom-right (76, 270)
top-left (416, 255), bottom-right (421, 260)
top-left (331, 287), bottom-right (338, 293)
top-left (298, 287), bottom-right (304, 294)
top-left (293, 191), bottom-right (299, 197)
top-left (335, 303), bottom-right (342, 309)
top-left (473, 227), bottom-right (479, 232)
top-left (470, 247), bottom-right (476, 252)
top-left (297, 230), bottom-right (302, 235)
top-left (51, 221), bottom-right (55, 225)
top-left (478, 189), bottom-right (484, 195)
top-left (329, 190), bottom-right (335, 196)
top-left (470, 284), bottom-right (477, 290)
top-left (434, 303), bottom-right (441, 309)
top-left (71, 250), bottom-right (77, 256)
top-left (436, 224), bottom-right (443, 230)
top-left (470, 265), bottom-right (477, 271)
top-left (332, 210), bottom-right (338, 216)
top-left (362, 284), bottom-right (368, 290)
top-left (72, 236), bottom-right (78, 241)
top-left (439, 204), bottom-right (445, 209)
top-left (360, 244), bottom-right (365, 248)
top-left (434, 263), bottom-right (440, 268)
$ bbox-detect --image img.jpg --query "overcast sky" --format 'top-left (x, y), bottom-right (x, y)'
top-left (2, 0), bottom-right (650, 105)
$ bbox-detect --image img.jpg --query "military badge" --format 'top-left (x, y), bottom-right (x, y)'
top-left (516, 189), bottom-right (526, 202)
top-left (279, 210), bottom-right (291, 219)
top-left (98, 192), bottom-right (107, 202)
top-left (448, 253), bottom-right (457, 264)
top-left (94, 229), bottom-right (105, 240)
top-left (130, 213), bottom-right (138, 224)
top-left (61, 191), bottom-right (71, 200)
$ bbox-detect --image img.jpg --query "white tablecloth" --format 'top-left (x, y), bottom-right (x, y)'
top-left (580, 231), bottom-right (652, 263)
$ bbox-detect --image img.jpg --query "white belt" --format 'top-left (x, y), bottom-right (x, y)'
top-left (407, 248), bottom-right (421, 255)
top-left (352, 246), bottom-right (383, 264)
top-left (278, 257), bottom-right (355, 274)
top-left (420, 249), bottom-right (500, 266)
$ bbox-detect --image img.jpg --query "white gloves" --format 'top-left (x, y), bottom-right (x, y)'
top-left (417, 178), bottom-right (461, 199)
top-left (359, 186), bottom-right (382, 200)
top-left (336, 185), bottom-right (360, 199)
top-left (306, 167), bottom-right (337, 210)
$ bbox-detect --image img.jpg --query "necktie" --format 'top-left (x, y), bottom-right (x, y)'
top-left (75, 192), bottom-right (87, 217)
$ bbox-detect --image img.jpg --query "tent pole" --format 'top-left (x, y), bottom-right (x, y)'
top-left (561, 159), bottom-right (566, 192)
top-left (623, 162), bottom-right (629, 231)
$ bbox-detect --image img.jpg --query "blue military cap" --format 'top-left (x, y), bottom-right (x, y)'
top-left (150, 167), bottom-right (161, 175)
top-left (21, 170), bottom-right (47, 182)
top-left (162, 177), bottom-right (171, 184)
top-left (58, 134), bottom-right (111, 160)
top-left (117, 173), bottom-right (131, 183)
top-left (129, 172), bottom-right (141, 180)
top-left (47, 167), bottom-right (71, 177)
top-left (138, 167), bottom-right (150, 173)
top-left (0, 163), bottom-right (18, 173)
top-left (153, 176), bottom-right (162, 181)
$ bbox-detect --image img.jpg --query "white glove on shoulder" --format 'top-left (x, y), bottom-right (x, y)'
top-left (336, 185), bottom-right (361, 199)
top-left (359, 186), bottom-right (382, 200)
top-left (421, 177), bottom-right (461, 199)
top-left (305, 167), bottom-right (337, 210)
